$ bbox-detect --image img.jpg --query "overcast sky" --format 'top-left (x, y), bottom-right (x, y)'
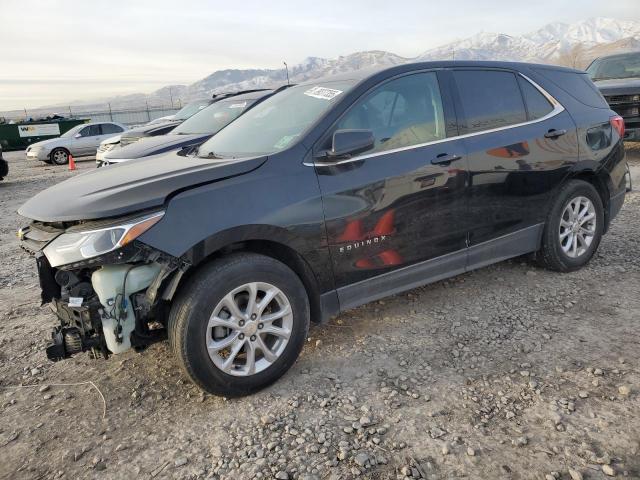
top-left (1, 0), bottom-right (639, 111)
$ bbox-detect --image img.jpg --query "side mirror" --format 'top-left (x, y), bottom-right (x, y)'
top-left (328, 129), bottom-right (374, 159)
top-left (74, 133), bottom-right (82, 139)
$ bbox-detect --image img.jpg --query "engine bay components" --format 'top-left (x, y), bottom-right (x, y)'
top-left (92, 263), bottom-right (162, 354)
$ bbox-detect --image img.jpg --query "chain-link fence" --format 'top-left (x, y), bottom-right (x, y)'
top-left (70, 105), bottom-right (180, 126)
top-left (2, 101), bottom-right (183, 127)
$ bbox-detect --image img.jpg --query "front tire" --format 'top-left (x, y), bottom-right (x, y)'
top-left (50, 148), bottom-right (69, 165)
top-left (538, 179), bottom-right (604, 272)
top-left (168, 252), bottom-right (310, 397)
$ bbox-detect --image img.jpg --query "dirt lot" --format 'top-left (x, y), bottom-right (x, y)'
top-left (1, 147), bottom-right (639, 480)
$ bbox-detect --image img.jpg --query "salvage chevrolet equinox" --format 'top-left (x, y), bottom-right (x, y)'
top-left (18, 61), bottom-right (627, 397)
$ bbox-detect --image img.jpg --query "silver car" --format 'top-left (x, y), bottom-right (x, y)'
top-left (25, 122), bottom-right (127, 165)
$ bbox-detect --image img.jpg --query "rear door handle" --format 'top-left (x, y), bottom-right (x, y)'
top-left (544, 129), bottom-right (567, 139)
top-left (431, 153), bottom-right (461, 165)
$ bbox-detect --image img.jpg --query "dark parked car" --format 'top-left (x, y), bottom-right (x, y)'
top-left (18, 61), bottom-right (626, 397)
top-left (0, 145), bottom-right (8, 180)
top-left (98, 89), bottom-right (281, 166)
top-left (587, 51), bottom-right (640, 141)
top-left (96, 98), bottom-right (224, 161)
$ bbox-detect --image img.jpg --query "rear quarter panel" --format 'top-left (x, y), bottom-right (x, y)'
top-left (524, 67), bottom-right (626, 207)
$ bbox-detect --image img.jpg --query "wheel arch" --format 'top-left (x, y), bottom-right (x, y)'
top-left (176, 225), bottom-right (326, 324)
top-left (565, 165), bottom-right (612, 231)
top-left (49, 146), bottom-right (71, 162)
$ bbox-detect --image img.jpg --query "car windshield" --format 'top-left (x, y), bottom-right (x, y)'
top-left (173, 100), bottom-right (211, 120)
top-left (60, 124), bottom-right (84, 138)
top-left (172, 98), bottom-right (257, 135)
top-left (196, 81), bottom-right (354, 159)
top-left (587, 53), bottom-right (640, 80)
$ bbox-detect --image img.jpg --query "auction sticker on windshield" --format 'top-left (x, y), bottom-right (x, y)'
top-left (304, 86), bottom-right (343, 100)
top-left (229, 102), bottom-right (247, 109)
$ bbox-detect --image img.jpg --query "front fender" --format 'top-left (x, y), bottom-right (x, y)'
top-left (138, 147), bottom-right (335, 293)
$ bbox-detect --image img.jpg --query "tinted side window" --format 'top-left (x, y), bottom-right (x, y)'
top-left (534, 68), bottom-right (608, 109)
top-left (86, 125), bottom-right (101, 136)
top-left (454, 70), bottom-right (526, 134)
top-left (335, 72), bottom-right (446, 154)
top-left (517, 76), bottom-right (554, 120)
top-left (102, 123), bottom-right (124, 134)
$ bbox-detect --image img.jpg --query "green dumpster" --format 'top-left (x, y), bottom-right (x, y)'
top-left (0, 119), bottom-right (88, 151)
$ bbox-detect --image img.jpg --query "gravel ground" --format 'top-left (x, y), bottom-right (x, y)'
top-left (1, 147), bottom-right (639, 480)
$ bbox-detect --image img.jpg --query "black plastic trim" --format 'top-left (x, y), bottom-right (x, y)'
top-left (334, 223), bottom-right (544, 313)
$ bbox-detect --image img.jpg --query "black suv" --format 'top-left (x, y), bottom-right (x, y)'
top-left (587, 51), bottom-right (640, 141)
top-left (18, 61), bottom-right (627, 397)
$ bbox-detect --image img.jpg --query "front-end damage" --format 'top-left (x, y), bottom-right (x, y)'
top-left (19, 218), bottom-right (189, 362)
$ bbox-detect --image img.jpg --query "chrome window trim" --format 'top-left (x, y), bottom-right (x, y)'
top-left (306, 72), bottom-right (564, 167)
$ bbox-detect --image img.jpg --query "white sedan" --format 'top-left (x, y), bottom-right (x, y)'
top-left (25, 122), bottom-right (127, 165)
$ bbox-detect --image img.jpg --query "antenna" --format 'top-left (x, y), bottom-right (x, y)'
top-left (283, 62), bottom-right (290, 86)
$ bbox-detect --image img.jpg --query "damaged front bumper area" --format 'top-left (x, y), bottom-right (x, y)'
top-left (21, 222), bottom-right (188, 362)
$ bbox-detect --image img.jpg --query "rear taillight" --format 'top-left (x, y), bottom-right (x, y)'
top-left (610, 115), bottom-right (625, 138)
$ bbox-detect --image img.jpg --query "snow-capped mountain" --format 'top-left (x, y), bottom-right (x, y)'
top-left (10, 17), bottom-right (640, 115)
top-left (188, 17), bottom-right (640, 101)
top-left (419, 17), bottom-right (640, 63)
top-left (527, 17), bottom-right (640, 46)
top-left (179, 51), bottom-right (408, 99)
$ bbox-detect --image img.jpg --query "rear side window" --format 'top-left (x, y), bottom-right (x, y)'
top-left (102, 123), bottom-right (124, 134)
top-left (517, 76), bottom-right (554, 120)
top-left (334, 72), bottom-right (446, 154)
top-left (453, 70), bottom-right (526, 134)
top-left (87, 125), bottom-right (101, 136)
top-left (534, 68), bottom-right (608, 109)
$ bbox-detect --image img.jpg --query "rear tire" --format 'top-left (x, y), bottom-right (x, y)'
top-left (50, 148), bottom-right (69, 165)
top-left (537, 180), bottom-right (604, 272)
top-left (168, 252), bottom-right (310, 397)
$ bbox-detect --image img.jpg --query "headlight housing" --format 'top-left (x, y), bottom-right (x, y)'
top-left (43, 211), bottom-right (164, 267)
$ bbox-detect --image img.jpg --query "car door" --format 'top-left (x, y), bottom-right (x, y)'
top-left (313, 71), bottom-right (469, 309)
top-left (450, 68), bottom-right (579, 268)
top-left (72, 124), bottom-right (102, 156)
top-left (88, 124), bottom-right (111, 151)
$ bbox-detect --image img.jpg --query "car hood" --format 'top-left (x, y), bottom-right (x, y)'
top-left (594, 77), bottom-right (640, 95)
top-left (104, 133), bottom-right (210, 160)
top-left (19, 153), bottom-right (267, 222)
top-left (27, 137), bottom-right (64, 150)
top-left (126, 120), bottom-right (182, 135)
top-left (101, 135), bottom-right (122, 146)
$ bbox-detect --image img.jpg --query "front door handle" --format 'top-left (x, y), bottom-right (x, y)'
top-left (431, 153), bottom-right (461, 165)
top-left (544, 129), bottom-right (567, 139)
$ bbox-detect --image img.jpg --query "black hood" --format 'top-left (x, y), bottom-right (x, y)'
top-left (594, 77), bottom-right (640, 96)
top-left (19, 153), bottom-right (267, 222)
top-left (106, 133), bottom-right (210, 160)
top-left (120, 121), bottom-right (182, 146)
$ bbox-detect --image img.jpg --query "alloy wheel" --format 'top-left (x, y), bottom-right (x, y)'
top-left (559, 196), bottom-right (596, 258)
top-left (206, 282), bottom-right (293, 376)
top-left (52, 150), bottom-right (68, 164)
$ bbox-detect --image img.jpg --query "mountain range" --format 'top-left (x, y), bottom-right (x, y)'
top-left (10, 17), bottom-right (640, 116)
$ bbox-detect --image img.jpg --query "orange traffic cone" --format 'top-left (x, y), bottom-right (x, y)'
top-left (68, 154), bottom-right (76, 171)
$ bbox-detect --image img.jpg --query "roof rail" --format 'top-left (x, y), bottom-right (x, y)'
top-left (272, 83), bottom-right (296, 93)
